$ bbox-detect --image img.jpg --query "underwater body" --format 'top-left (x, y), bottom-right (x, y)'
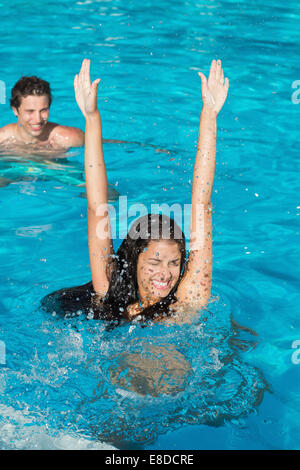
top-left (1, 0), bottom-right (300, 450)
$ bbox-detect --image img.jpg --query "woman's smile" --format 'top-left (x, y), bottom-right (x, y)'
top-left (151, 278), bottom-right (172, 291)
top-left (137, 239), bottom-right (181, 302)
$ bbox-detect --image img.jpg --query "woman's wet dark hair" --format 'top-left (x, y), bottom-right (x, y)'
top-left (42, 214), bottom-right (186, 324)
top-left (10, 76), bottom-right (52, 110)
top-left (99, 213), bottom-right (186, 322)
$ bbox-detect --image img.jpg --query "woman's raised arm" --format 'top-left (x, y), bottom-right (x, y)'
top-left (176, 59), bottom-right (229, 308)
top-left (74, 59), bottom-right (114, 296)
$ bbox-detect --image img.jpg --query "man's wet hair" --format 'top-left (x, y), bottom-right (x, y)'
top-left (10, 76), bottom-right (52, 110)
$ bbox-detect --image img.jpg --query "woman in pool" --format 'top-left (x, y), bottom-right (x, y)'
top-left (43, 58), bottom-right (229, 323)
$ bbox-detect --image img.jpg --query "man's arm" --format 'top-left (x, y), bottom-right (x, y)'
top-left (0, 124), bottom-right (16, 144)
top-left (49, 125), bottom-right (85, 149)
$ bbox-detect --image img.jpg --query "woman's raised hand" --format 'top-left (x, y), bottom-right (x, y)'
top-left (74, 59), bottom-right (101, 118)
top-left (198, 59), bottom-right (229, 115)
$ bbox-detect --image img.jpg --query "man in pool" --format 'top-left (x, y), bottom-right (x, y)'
top-left (0, 75), bottom-right (84, 155)
top-left (0, 75), bottom-right (170, 158)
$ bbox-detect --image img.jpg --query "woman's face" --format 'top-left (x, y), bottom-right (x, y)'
top-left (136, 239), bottom-right (182, 303)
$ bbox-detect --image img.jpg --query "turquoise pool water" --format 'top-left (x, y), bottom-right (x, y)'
top-left (0, 0), bottom-right (300, 450)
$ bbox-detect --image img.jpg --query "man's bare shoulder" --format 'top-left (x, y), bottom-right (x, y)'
top-left (0, 123), bottom-right (17, 143)
top-left (48, 124), bottom-right (84, 148)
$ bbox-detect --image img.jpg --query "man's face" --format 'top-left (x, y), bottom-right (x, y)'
top-left (13, 94), bottom-right (50, 139)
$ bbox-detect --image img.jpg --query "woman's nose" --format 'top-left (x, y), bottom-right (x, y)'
top-left (158, 265), bottom-right (171, 280)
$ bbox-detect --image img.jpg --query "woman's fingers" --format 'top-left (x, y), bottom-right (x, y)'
top-left (77, 58), bottom-right (89, 90)
top-left (74, 74), bottom-right (81, 100)
top-left (92, 78), bottom-right (101, 90)
top-left (208, 59), bottom-right (217, 84)
top-left (198, 71), bottom-right (207, 87)
top-left (78, 59), bottom-right (86, 83)
top-left (215, 59), bottom-right (221, 80)
top-left (198, 60), bottom-right (229, 113)
top-left (84, 58), bottom-right (91, 83)
top-left (220, 67), bottom-right (224, 85)
top-left (74, 59), bottom-right (101, 116)
top-left (208, 59), bottom-right (228, 90)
